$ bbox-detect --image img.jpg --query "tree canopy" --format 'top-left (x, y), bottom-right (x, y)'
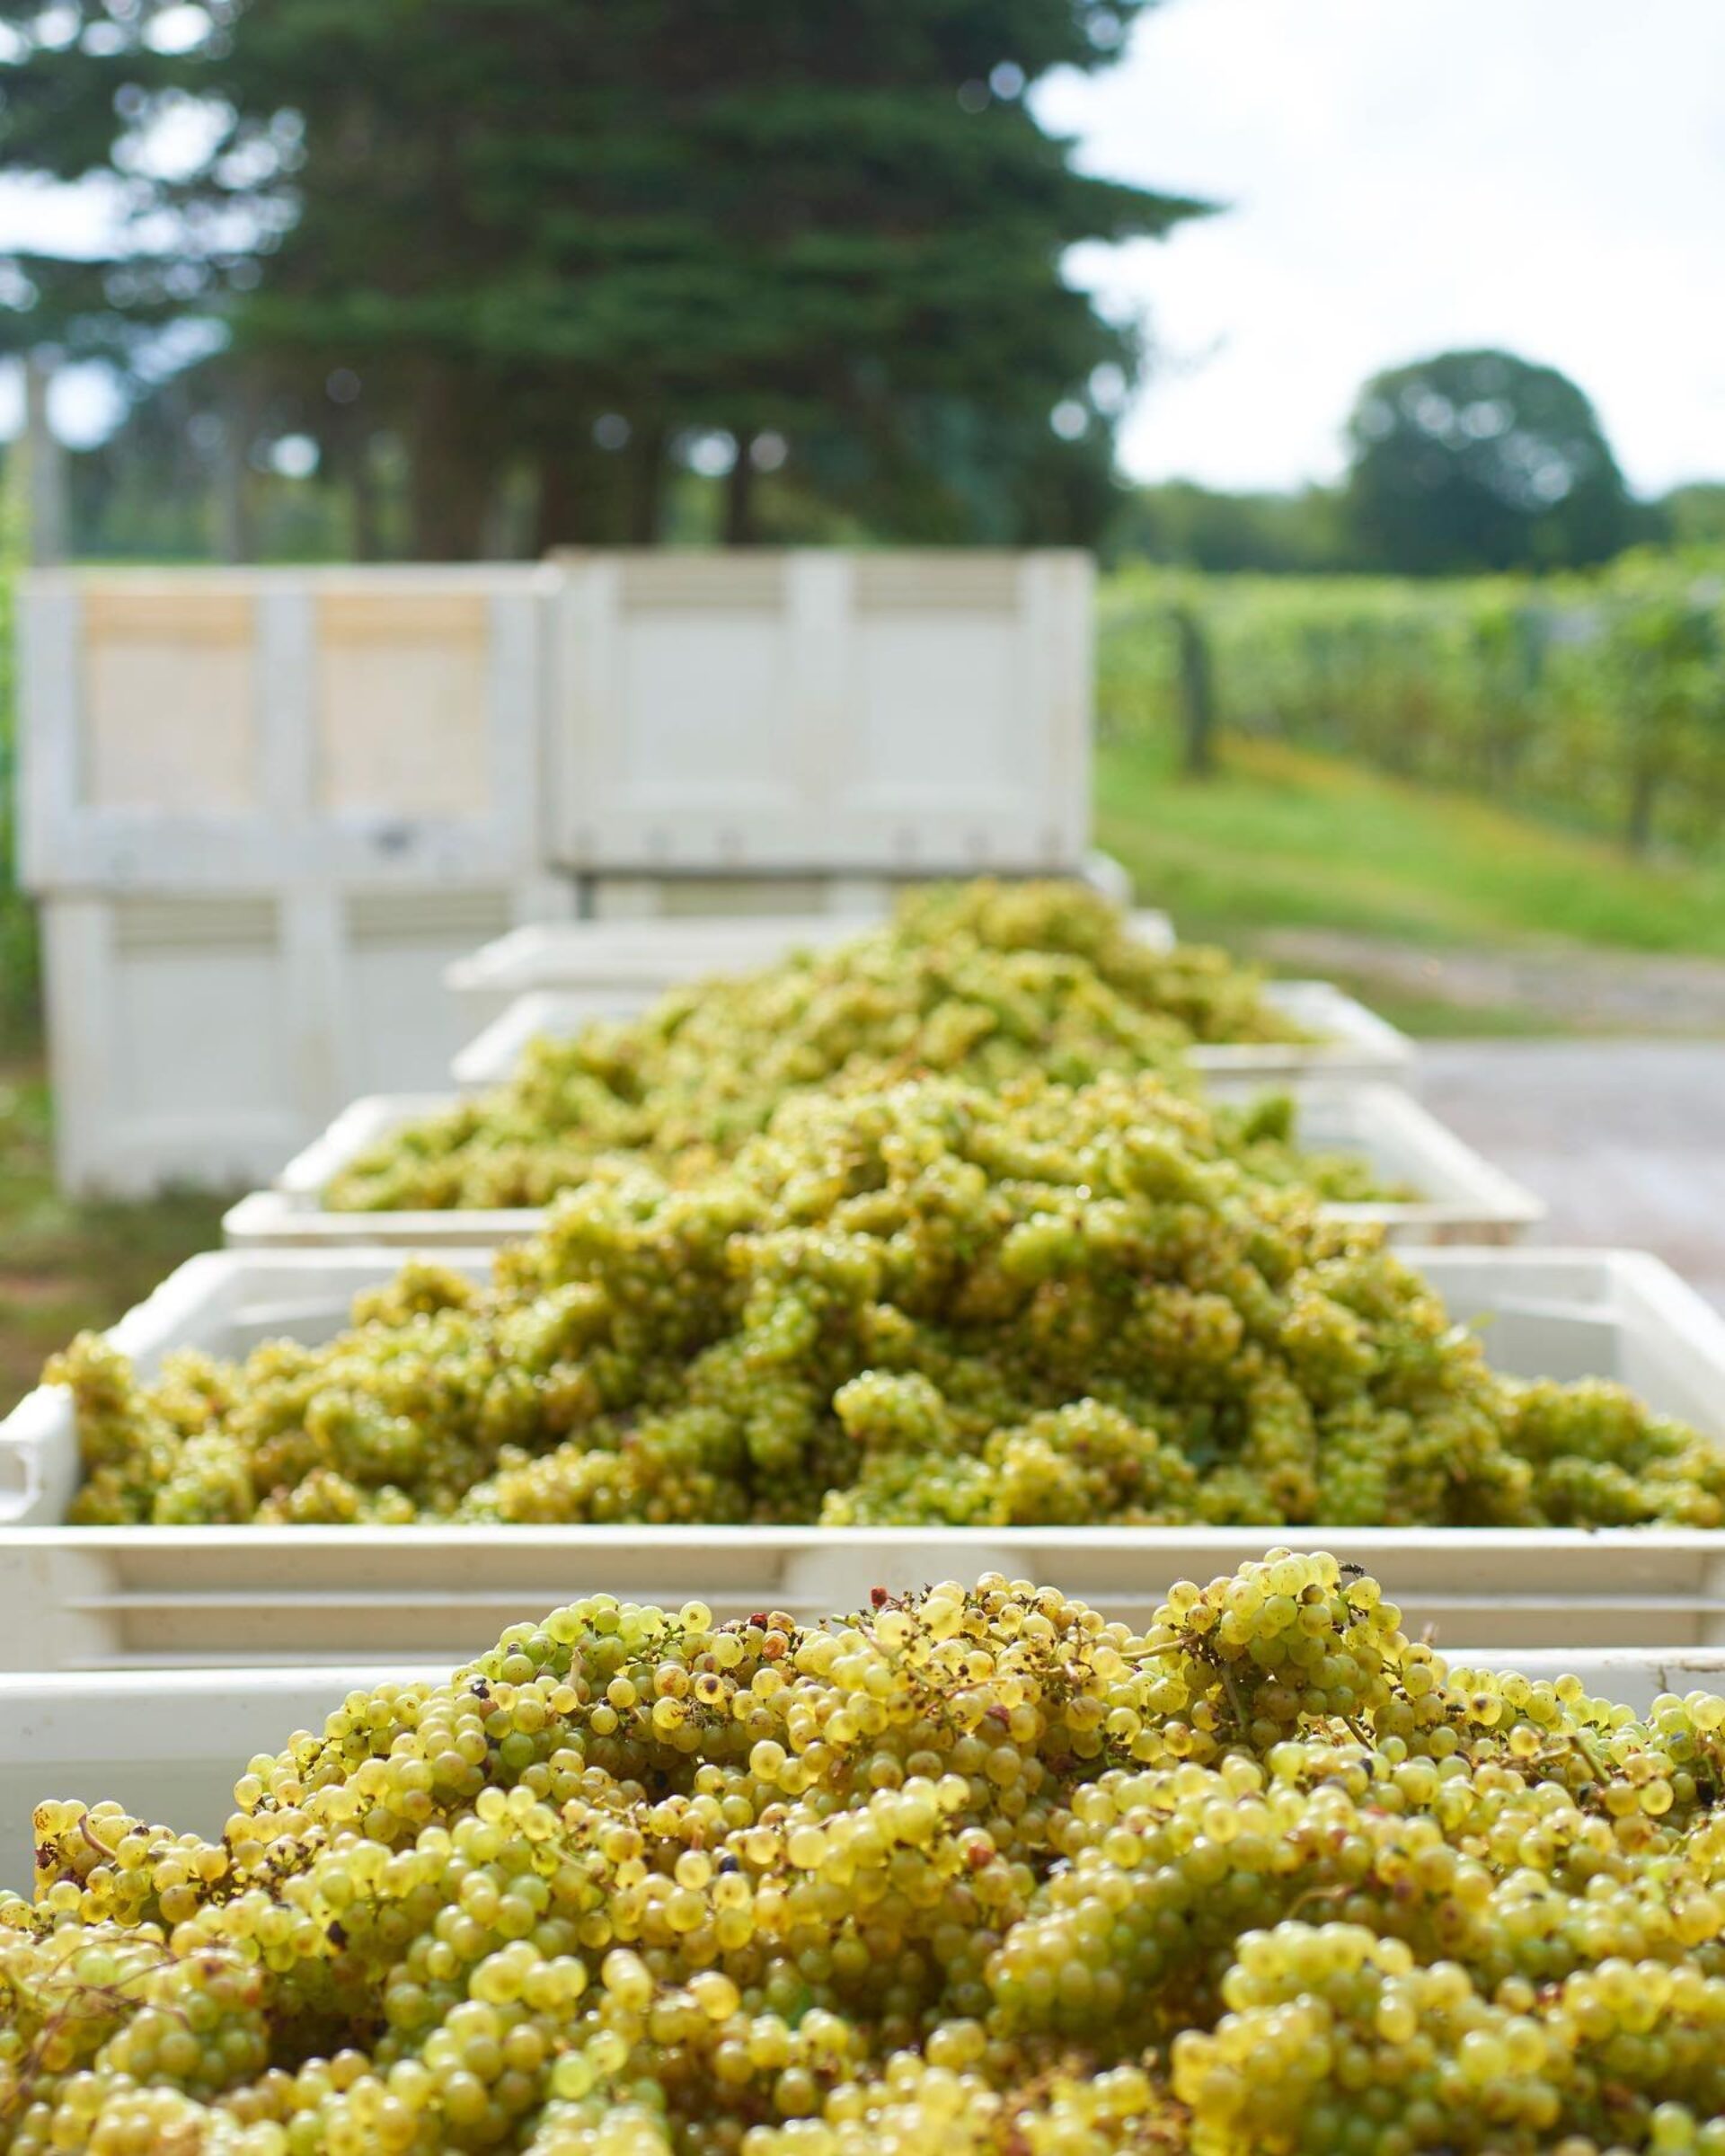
top-left (1105, 480), bottom-right (1357, 574)
top-left (0, 1), bottom-right (1207, 553)
top-left (1342, 348), bottom-right (1632, 575)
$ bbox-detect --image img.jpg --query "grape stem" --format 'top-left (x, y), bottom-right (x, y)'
top-left (1215, 1661), bottom-right (1250, 1732)
top-left (1568, 1729), bottom-right (1610, 1786)
top-left (1, 1942), bottom-right (184, 2128)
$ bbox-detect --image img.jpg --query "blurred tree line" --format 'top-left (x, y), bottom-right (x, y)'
top-left (0, 0), bottom-right (1205, 558)
top-left (1110, 350), bottom-right (1712, 579)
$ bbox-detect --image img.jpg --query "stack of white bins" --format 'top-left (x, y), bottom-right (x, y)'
top-left (18, 550), bottom-right (1099, 1194)
top-left (18, 567), bottom-right (569, 1194)
top-left (7, 554), bottom-right (1725, 1901)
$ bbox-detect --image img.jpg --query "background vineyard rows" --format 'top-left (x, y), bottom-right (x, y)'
top-left (1098, 552), bottom-right (1725, 860)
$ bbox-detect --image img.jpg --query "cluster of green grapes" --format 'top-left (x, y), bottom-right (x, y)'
top-left (887, 881), bottom-right (1309, 1046)
top-left (324, 879), bottom-right (1321, 1215)
top-left (55, 1070), bottom-right (1720, 1530)
top-left (10, 1557), bottom-right (1725, 2155)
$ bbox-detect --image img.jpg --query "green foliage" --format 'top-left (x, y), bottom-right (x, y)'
top-left (1661, 483), bottom-right (1725, 551)
top-left (1099, 553), bottom-right (1725, 858)
top-left (0, 0), bottom-right (1206, 554)
top-left (1343, 349), bottom-right (1633, 575)
top-left (1095, 724), bottom-right (1725, 977)
top-left (0, 1073), bottom-right (229, 1418)
top-left (1106, 480), bottom-right (1358, 573)
top-left (1597, 555), bottom-right (1725, 853)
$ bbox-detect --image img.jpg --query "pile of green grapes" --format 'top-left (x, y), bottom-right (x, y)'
top-left (324, 880), bottom-right (1318, 1215)
top-left (10, 1555), bottom-right (1725, 2155)
top-left (56, 1070), bottom-right (1721, 1530)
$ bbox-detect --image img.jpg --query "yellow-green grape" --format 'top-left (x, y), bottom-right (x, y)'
top-left (12, 1560), bottom-right (1725, 2154)
top-left (1141, 1549), bottom-right (1406, 1748)
top-left (320, 878), bottom-right (1317, 1215)
top-left (54, 1063), bottom-right (1721, 1530)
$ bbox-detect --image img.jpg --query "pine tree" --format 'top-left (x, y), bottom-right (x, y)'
top-left (0, 1), bottom-right (1205, 552)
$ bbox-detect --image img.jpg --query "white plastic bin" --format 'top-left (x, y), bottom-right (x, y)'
top-left (6, 1643), bottom-right (1725, 1894)
top-left (38, 881), bottom-right (569, 1196)
top-left (451, 978), bottom-right (1416, 1094)
top-left (1191, 982), bottom-right (1418, 1087)
top-left (222, 1082), bottom-right (1543, 1251)
top-left (4, 1250), bottom-right (1725, 1666)
top-left (0, 1666), bottom-right (439, 1891)
top-left (446, 914), bottom-right (886, 1029)
top-left (545, 550), bottom-right (1094, 874)
top-left (19, 567), bottom-right (553, 890)
top-left (574, 849), bottom-right (1140, 921)
top-left (446, 907), bottom-right (1178, 1026)
top-left (1250, 1081), bottom-right (1543, 1243)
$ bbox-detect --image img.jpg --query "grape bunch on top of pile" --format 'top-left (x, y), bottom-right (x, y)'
top-left (322, 880), bottom-right (1330, 1215)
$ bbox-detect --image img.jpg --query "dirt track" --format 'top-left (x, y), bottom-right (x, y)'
top-left (1420, 1039), bottom-right (1725, 1309)
top-left (1265, 930), bottom-right (1725, 1034)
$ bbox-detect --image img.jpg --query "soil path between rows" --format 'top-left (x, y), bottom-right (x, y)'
top-left (1262, 929), bottom-right (1725, 1033)
top-left (1416, 1039), bottom-right (1725, 1311)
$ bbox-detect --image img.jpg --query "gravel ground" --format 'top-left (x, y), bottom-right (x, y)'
top-left (1264, 931), bottom-right (1725, 1034)
top-left (1420, 1039), bottom-right (1725, 1310)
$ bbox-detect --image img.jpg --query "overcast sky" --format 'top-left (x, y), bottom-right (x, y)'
top-left (3, 0), bottom-right (1722, 494)
top-left (1039, 0), bottom-right (1725, 496)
